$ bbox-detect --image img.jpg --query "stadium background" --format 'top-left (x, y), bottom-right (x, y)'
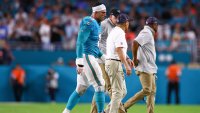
top-left (0, 0), bottom-right (200, 112)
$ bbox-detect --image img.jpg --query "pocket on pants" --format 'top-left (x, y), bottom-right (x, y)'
top-left (105, 64), bottom-right (111, 76)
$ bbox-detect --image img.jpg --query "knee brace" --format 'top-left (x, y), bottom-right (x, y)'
top-left (75, 84), bottom-right (88, 95)
top-left (94, 86), bottom-right (105, 92)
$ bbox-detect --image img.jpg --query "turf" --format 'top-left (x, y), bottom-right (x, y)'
top-left (0, 103), bottom-right (199, 113)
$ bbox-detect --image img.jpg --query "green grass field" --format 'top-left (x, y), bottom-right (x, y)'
top-left (0, 103), bottom-right (199, 113)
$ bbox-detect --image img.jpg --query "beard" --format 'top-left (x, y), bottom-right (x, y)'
top-left (95, 18), bottom-right (102, 24)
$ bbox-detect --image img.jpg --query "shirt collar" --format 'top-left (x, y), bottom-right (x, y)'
top-left (108, 18), bottom-right (115, 26)
top-left (144, 25), bottom-right (155, 35)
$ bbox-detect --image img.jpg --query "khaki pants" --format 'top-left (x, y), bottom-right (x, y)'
top-left (124, 71), bottom-right (156, 113)
top-left (90, 62), bottom-right (126, 113)
top-left (105, 60), bottom-right (127, 113)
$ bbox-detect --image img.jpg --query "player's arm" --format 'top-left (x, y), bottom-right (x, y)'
top-left (132, 32), bottom-right (149, 66)
top-left (76, 28), bottom-right (90, 65)
top-left (100, 21), bottom-right (107, 42)
top-left (132, 40), bottom-right (139, 66)
top-left (126, 54), bottom-right (134, 68)
top-left (97, 48), bottom-right (107, 64)
top-left (116, 47), bottom-right (131, 75)
top-left (76, 20), bottom-right (91, 74)
top-left (115, 33), bottom-right (131, 75)
top-left (97, 22), bottom-right (107, 62)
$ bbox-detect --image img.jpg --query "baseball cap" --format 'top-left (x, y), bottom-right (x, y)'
top-left (116, 13), bottom-right (133, 24)
top-left (110, 8), bottom-right (120, 17)
top-left (146, 17), bottom-right (158, 25)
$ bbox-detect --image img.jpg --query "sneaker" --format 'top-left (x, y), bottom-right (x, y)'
top-left (119, 103), bottom-right (127, 113)
top-left (62, 108), bottom-right (70, 113)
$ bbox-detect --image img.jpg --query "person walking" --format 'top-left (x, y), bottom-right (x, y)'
top-left (105, 13), bottom-right (133, 113)
top-left (124, 17), bottom-right (159, 113)
top-left (62, 2), bottom-right (107, 113)
top-left (90, 8), bottom-right (127, 113)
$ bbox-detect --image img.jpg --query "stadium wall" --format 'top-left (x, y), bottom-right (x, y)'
top-left (12, 51), bottom-right (190, 65)
top-left (0, 66), bottom-right (199, 104)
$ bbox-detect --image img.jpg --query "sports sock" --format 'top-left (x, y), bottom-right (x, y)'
top-left (66, 91), bottom-right (81, 110)
top-left (95, 91), bottom-right (105, 113)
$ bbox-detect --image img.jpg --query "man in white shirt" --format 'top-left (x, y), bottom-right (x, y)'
top-left (105, 13), bottom-right (133, 113)
top-left (124, 17), bottom-right (158, 113)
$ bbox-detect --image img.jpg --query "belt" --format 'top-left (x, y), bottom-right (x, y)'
top-left (107, 58), bottom-right (121, 62)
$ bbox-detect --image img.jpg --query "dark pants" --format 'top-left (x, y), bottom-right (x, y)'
top-left (167, 82), bottom-right (180, 104)
top-left (48, 87), bottom-right (57, 101)
top-left (13, 83), bottom-right (23, 102)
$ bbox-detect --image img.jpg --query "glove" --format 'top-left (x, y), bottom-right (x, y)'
top-left (97, 54), bottom-right (107, 63)
top-left (101, 54), bottom-right (106, 63)
top-left (76, 58), bottom-right (84, 74)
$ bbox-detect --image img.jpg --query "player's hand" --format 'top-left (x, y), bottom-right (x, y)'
top-left (127, 58), bottom-right (134, 68)
top-left (100, 54), bottom-right (107, 63)
top-left (125, 65), bottom-right (132, 76)
top-left (77, 65), bottom-right (84, 74)
top-left (133, 59), bottom-right (139, 67)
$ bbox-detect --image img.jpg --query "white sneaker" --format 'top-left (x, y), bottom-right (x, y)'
top-left (62, 108), bottom-right (70, 113)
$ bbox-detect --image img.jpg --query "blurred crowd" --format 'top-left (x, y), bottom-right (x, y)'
top-left (0, 0), bottom-right (85, 50)
top-left (0, 0), bottom-right (199, 52)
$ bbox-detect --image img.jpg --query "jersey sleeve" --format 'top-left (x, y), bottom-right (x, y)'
top-left (76, 18), bottom-right (93, 58)
top-left (134, 32), bottom-right (151, 46)
top-left (114, 33), bottom-right (125, 48)
top-left (100, 21), bottom-right (108, 41)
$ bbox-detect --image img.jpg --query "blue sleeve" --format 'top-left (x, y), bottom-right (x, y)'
top-left (76, 19), bottom-right (92, 58)
top-left (97, 26), bottom-right (103, 58)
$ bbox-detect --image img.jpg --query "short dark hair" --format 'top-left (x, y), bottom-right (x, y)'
top-left (93, 2), bottom-right (103, 7)
top-left (110, 8), bottom-right (120, 17)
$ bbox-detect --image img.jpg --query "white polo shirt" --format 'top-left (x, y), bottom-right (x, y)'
top-left (134, 25), bottom-right (158, 74)
top-left (106, 26), bottom-right (127, 60)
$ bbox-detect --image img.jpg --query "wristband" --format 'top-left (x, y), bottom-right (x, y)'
top-left (76, 58), bottom-right (84, 66)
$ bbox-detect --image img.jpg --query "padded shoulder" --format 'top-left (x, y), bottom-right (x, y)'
top-left (82, 16), bottom-right (95, 26)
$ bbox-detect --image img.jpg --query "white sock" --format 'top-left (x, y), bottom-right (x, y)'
top-left (62, 108), bottom-right (70, 113)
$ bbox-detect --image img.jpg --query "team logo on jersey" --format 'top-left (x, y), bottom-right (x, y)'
top-left (87, 18), bottom-right (93, 25)
top-left (87, 22), bottom-right (90, 25)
